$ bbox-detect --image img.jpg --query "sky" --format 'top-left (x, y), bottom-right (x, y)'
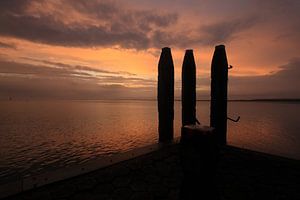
top-left (0, 0), bottom-right (300, 100)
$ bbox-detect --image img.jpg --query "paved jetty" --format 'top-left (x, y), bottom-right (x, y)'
top-left (3, 144), bottom-right (300, 200)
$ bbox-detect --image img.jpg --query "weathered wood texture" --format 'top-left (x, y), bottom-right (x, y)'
top-left (210, 45), bottom-right (228, 145)
top-left (181, 49), bottom-right (197, 126)
top-left (158, 47), bottom-right (174, 142)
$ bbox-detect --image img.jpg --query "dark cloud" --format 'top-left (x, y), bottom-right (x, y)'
top-left (0, 59), bottom-right (150, 83)
top-left (22, 57), bottom-right (137, 76)
top-left (68, 0), bottom-right (178, 28)
top-left (1, 58), bottom-right (300, 100)
top-left (0, 75), bottom-right (155, 100)
top-left (0, 59), bottom-right (155, 99)
top-left (0, 0), bottom-right (30, 13)
top-left (198, 17), bottom-right (258, 46)
top-left (148, 16), bottom-right (259, 48)
top-left (0, 0), bottom-right (258, 49)
top-left (230, 58), bottom-right (300, 98)
top-left (0, 0), bottom-right (178, 50)
top-left (0, 60), bottom-right (96, 79)
top-left (0, 0), bottom-right (299, 50)
top-left (195, 58), bottom-right (300, 99)
top-left (0, 13), bottom-right (150, 49)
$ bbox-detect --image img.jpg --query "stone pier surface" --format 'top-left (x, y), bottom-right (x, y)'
top-left (3, 144), bottom-right (300, 200)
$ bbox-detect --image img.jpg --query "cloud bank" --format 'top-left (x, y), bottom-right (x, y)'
top-left (1, 58), bottom-right (300, 99)
top-left (1, 0), bottom-right (300, 99)
top-left (0, 0), bottom-right (178, 49)
top-left (0, 0), bottom-right (262, 50)
top-left (195, 58), bottom-right (300, 99)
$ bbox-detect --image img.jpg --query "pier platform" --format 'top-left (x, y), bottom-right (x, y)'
top-left (3, 143), bottom-right (300, 200)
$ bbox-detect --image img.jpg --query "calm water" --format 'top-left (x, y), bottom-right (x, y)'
top-left (1, 100), bottom-right (300, 181)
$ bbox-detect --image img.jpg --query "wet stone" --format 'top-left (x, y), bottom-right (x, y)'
top-left (93, 183), bottom-right (114, 195)
top-left (145, 174), bottom-right (161, 184)
top-left (5, 143), bottom-right (300, 200)
top-left (109, 165), bottom-right (130, 177)
top-left (22, 191), bottom-right (52, 200)
top-left (168, 189), bottom-right (180, 200)
top-left (50, 183), bottom-right (76, 199)
top-left (94, 170), bottom-right (114, 183)
top-left (142, 158), bottom-right (154, 166)
top-left (130, 180), bottom-right (147, 192)
top-left (163, 177), bottom-right (181, 188)
top-left (130, 192), bottom-right (154, 200)
top-left (148, 184), bottom-right (168, 197)
top-left (90, 193), bottom-right (111, 200)
top-left (156, 166), bottom-right (171, 177)
top-left (75, 177), bottom-right (97, 191)
top-left (165, 155), bottom-right (178, 163)
top-left (113, 176), bottom-right (131, 187)
top-left (126, 162), bottom-right (142, 171)
top-left (112, 187), bottom-right (132, 200)
top-left (141, 165), bottom-right (156, 175)
top-left (71, 192), bottom-right (99, 200)
top-left (131, 171), bottom-right (146, 182)
top-left (149, 184), bottom-right (169, 198)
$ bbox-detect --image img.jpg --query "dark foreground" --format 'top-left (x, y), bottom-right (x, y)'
top-left (4, 144), bottom-right (300, 200)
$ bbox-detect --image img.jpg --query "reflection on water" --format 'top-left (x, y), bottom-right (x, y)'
top-left (0, 100), bottom-right (300, 181)
top-left (227, 101), bottom-right (300, 160)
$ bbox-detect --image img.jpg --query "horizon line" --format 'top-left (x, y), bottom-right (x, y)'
top-left (2, 98), bottom-right (300, 102)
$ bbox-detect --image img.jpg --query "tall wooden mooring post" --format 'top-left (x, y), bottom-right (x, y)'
top-left (157, 47), bottom-right (174, 142)
top-left (182, 49), bottom-right (197, 126)
top-left (210, 45), bottom-right (229, 145)
top-left (157, 45), bottom-right (229, 145)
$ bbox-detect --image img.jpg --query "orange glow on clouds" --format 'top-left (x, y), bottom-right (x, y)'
top-left (1, 0), bottom-right (300, 99)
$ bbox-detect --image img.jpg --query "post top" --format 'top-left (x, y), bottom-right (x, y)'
top-left (185, 49), bottom-right (193, 53)
top-left (215, 45), bottom-right (225, 49)
top-left (162, 47), bottom-right (171, 52)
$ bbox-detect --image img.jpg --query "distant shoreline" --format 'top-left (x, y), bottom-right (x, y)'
top-left (1, 98), bottom-right (300, 102)
top-left (225, 98), bottom-right (300, 102)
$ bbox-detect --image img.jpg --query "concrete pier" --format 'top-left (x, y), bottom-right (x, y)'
top-left (3, 143), bottom-right (300, 200)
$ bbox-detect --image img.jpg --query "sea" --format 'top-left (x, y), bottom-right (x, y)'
top-left (1, 100), bottom-right (300, 181)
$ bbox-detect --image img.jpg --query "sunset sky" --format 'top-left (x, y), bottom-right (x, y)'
top-left (0, 0), bottom-right (300, 99)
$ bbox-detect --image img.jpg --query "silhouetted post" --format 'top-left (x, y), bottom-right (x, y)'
top-left (180, 125), bottom-right (219, 199)
top-left (158, 47), bottom-right (174, 142)
top-left (210, 45), bottom-right (228, 145)
top-left (182, 49), bottom-right (197, 126)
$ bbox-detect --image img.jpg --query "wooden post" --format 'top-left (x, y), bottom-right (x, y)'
top-left (180, 125), bottom-right (219, 199)
top-left (210, 45), bottom-right (228, 145)
top-left (182, 49), bottom-right (197, 126)
top-left (158, 47), bottom-right (174, 142)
